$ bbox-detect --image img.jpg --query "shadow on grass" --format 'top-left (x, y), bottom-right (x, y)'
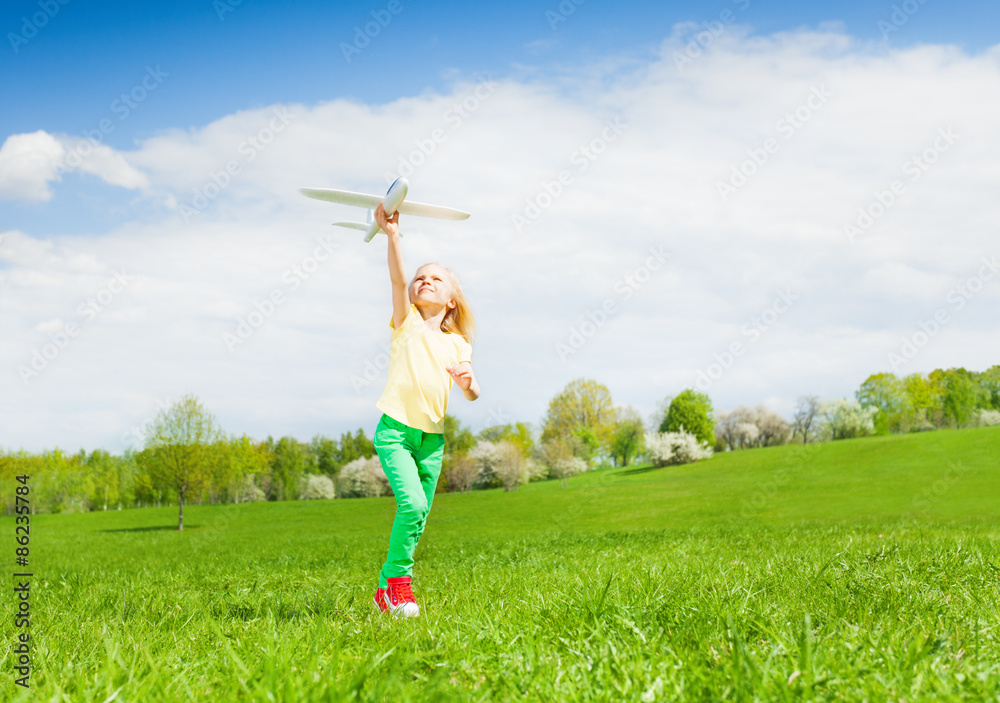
top-left (618, 464), bottom-right (667, 477)
top-left (100, 525), bottom-right (204, 533)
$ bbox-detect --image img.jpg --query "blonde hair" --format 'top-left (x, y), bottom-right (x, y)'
top-left (413, 263), bottom-right (476, 347)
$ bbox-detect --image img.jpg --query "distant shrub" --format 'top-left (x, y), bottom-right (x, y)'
top-left (534, 437), bottom-right (588, 486)
top-left (716, 405), bottom-right (791, 450)
top-left (469, 440), bottom-right (500, 489)
top-left (821, 398), bottom-right (878, 440)
top-left (524, 457), bottom-right (548, 482)
top-left (338, 456), bottom-right (390, 498)
top-left (494, 441), bottom-right (526, 492)
top-left (977, 409), bottom-right (1000, 427)
top-left (299, 473), bottom-right (336, 500)
top-left (735, 422), bottom-right (760, 447)
top-left (234, 474), bottom-right (266, 503)
top-left (550, 456), bottom-right (587, 487)
top-left (644, 430), bottom-right (713, 467)
top-left (444, 453), bottom-right (477, 493)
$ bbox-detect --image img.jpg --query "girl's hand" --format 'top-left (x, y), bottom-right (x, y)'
top-left (374, 203), bottom-right (399, 237)
top-left (446, 361), bottom-right (474, 391)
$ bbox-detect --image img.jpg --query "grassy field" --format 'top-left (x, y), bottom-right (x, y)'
top-left (3, 426), bottom-right (1000, 701)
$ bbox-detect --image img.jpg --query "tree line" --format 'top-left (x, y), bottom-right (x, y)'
top-left (0, 396), bottom-right (378, 524)
top-left (2, 365), bottom-right (996, 522)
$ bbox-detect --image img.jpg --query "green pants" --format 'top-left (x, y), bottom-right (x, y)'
top-left (374, 413), bottom-right (445, 588)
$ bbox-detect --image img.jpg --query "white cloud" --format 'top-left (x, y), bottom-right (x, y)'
top-left (2, 26), bottom-right (1000, 451)
top-left (66, 139), bottom-right (149, 190)
top-left (0, 131), bottom-right (64, 201)
top-left (0, 130), bottom-right (148, 202)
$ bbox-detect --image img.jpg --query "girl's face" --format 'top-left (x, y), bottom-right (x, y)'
top-left (410, 265), bottom-right (455, 311)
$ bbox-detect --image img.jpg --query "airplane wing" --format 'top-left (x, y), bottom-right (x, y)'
top-left (396, 200), bottom-right (471, 220)
top-left (299, 187), bottom-right (382, 209)
top-left (300, 186), bottom-right (470, 220)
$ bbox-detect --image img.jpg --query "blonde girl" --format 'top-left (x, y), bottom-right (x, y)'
top-left (369, 202), bottom-right (480, 617)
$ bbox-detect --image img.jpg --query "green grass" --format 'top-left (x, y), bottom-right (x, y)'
top-left (4, 426), bottom-right (1000, 701)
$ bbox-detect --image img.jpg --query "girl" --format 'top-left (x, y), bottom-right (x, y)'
top-left (370, 202), bottom-right (480, 618)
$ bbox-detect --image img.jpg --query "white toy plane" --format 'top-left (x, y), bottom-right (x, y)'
top-left (299, 177), bottom-right (470, 242)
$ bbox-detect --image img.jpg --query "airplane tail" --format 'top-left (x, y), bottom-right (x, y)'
top-left (334, 209), bottom-right (401, 240)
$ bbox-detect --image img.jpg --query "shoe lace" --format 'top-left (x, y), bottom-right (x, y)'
top-left (391, 580), bottom-right (415, 604)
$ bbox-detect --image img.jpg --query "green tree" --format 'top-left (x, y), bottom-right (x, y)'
top-left (658, 389), bottom-right (715, 447)
top-left (309, 434), bottom-right (340, 477)
top-left (571, 426), bottom-right (601, 463)
top-left (443, 414), bottom-right (475, 455)
top-left (610, 407), bottom-right (645, 466)
top-left (979, 365), bottom-right (1000, 410)
top-left (856, 372), bottom-right (910, 434)
top-left (80, 449), bottom-right (112, 511)
top-left (441, 415), bottom-right (479, 488)
top-left (903, 373), bottom-right (943, 428)
top-left (142, 394), bottom-right (223, 530)
top-left (268, 436), bottom-right (313, 501)
top-left (219, 435), bottom-right (270, 502)
top-left (337, 428), bottom-right (375, 466)
top-left (114, 450), bottom-right (140, 509)
top-left (205, 438), bottom-right (237, 504)
top-left (478, 422), bottom-right (535, 458)
top-left (353, 429), bottom-right (375, 458)
top-left (936, 368), bottom-right (980, 427)
top-left (541, 379), bottom-right (616, 448)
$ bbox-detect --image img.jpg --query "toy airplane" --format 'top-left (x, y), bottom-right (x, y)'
top-left (299, 177), bottom-right (470, 242)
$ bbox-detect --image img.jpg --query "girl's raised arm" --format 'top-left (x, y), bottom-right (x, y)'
top-left (375, 203), bottom-right (409, 330)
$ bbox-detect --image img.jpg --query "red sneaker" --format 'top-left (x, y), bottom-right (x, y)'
top-left (373, 587), bottom-right (388, 613)
top-left (384, 576), bottom-right (420, 618)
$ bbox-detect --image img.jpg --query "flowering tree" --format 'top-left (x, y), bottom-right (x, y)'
top-left (493, 441), bottom-right (526, 492)
top-left (820, 398), bottom-right (878, 440)
top-left (644, 430), bottom-right (713, 467)
top-left (444, 454), bottom-right (477, 493)
top-left (469, 440), bottom-right (500, 489)
top-left (299, 473), bottom-right (336, 500)
top-left (549, 457), bottom-right (587, 488)
top-left (977, 409), bottom-right (1000, 427)
top-left (338, 456), bottom-right (390, 498)
top-left (716, 405), bottom-right (790, 450)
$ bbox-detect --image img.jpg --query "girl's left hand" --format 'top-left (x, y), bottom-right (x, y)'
top-left (446, 361), bottom-right (474, 391)
top-left (374, 203), bottom-right (399, 236)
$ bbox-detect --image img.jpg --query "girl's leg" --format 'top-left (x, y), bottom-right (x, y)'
top-left (374, 415), bottom-right (434, 588)
top-left (412, 430), bottom-right (445, 545)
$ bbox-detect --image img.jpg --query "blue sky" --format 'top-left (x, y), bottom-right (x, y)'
top-left (3, 0), bottom-right (998, 239)
top-left (2, 0), bottom-right (999, 451)
top-left (3, 0), bottom-right (998, 147)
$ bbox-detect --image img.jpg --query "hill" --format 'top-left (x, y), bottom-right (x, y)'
top-left (9, 426), bottom-right (1000, 701)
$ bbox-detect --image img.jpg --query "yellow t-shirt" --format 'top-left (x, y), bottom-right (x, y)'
top-left (376, 303), bottom-right (473, 434)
